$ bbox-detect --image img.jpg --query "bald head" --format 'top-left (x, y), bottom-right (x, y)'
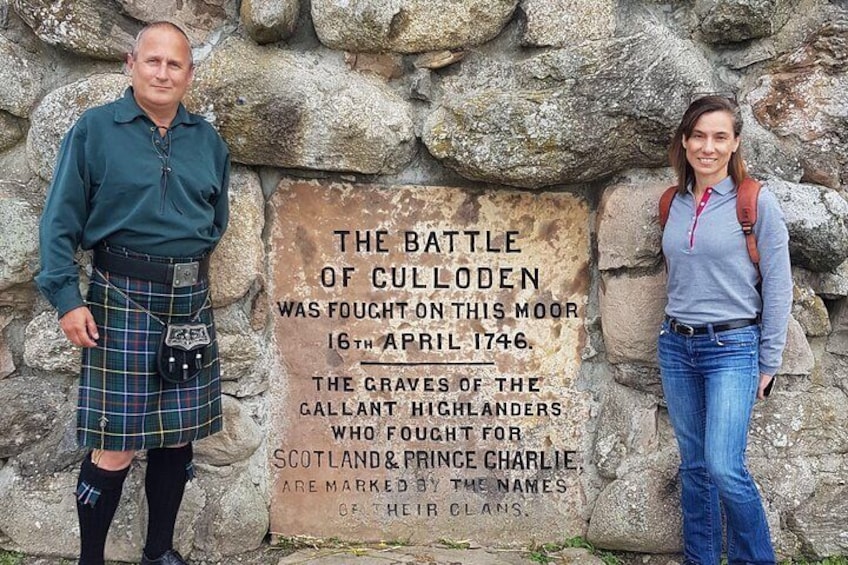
top-left (131, 21), bottom-right (193, 69)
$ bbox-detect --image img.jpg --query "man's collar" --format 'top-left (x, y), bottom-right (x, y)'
top-left (113, 87), bottom-right (200, 126)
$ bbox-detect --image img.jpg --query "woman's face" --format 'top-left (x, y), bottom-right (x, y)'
top-left (682, 110), bottom-right (740, 186)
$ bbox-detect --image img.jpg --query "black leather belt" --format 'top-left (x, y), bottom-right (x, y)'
top-left (666, 317), bottom-right (757, 337)
top-left (94, 248), bottom-right (209, 288)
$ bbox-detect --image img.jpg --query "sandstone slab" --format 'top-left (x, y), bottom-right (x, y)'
top-left (13, 0), bottom-right (141, 60)
top-left (311, 0), bottom-right (517, 53)
top-left (599, 271), bottom-right (667, 365)
top-left (188, 38), bottom-right (415, 175)
top-left (268, 180), bottom-right (591, 542)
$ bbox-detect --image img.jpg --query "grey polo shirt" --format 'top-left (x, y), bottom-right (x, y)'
top-left (662, 175), bottom-right (793, 376)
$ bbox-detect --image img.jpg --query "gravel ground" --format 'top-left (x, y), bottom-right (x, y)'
top-left (8, 544), bottom-right (292, 565)
top-left (3, 541), bottom-right (677, 565)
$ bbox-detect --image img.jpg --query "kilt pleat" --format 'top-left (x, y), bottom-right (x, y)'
top-left (78, 257), bottom-right (222, 451)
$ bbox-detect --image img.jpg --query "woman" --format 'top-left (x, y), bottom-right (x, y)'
top-left (658, 95), bottom-right (792, 564)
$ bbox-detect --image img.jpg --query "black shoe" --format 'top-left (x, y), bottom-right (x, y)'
top-left (140, 549), bottom-right (188, 565)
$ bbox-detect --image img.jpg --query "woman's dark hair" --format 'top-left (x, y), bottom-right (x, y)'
top-left (668, 95), bottom-right (746, 193)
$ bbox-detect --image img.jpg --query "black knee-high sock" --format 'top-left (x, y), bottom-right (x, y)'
top-left (77, 452), bottom-right (130, 565)
top-left (143, 443), bottom-right (193, 559)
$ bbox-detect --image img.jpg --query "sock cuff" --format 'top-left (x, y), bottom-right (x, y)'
top-left (80, 452), bottom-right (131, 491)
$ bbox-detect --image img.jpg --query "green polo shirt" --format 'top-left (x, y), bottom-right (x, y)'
top-left (36, 87), bottom-right (230, 317)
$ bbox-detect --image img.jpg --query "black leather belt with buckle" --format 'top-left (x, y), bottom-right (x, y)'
top-left (94, 248), bottom-right (210, 288)
top-left (666, 317), bottom-right (758, 337)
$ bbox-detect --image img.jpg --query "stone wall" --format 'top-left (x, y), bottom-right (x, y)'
top-left (0, 0), bottom-right (847, 560)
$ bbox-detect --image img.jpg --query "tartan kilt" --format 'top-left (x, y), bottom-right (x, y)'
top-left (78, 261), bottom-right (222, 451)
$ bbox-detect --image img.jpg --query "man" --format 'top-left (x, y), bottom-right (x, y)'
top-left (36, 21), bottom-right (230, 565)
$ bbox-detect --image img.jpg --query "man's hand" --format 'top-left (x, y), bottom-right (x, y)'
top-left (59, 306), bottom-right (99, 347)
top-left (757, 373), bottom-right (774, 401)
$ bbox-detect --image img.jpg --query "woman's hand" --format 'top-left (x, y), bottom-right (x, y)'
top-left (757, 373), bottom-right (774, 400)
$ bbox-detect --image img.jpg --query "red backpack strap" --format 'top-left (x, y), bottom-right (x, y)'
top-left (736, 177), bottom-right (762, 275)
top-left (658, 186), bottom-right (678, 229)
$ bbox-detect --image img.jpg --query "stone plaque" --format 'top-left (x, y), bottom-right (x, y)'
top-left (268, 181), bottom-right (591, 542)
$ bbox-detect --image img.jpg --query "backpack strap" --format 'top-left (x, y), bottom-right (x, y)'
top-left (658, 186), bottom-right (678, 229)
top-left (736, 177), bottom-right (762, 276)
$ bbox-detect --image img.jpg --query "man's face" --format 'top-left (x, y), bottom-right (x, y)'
top-left (126, 27), bottom-right (193, 117)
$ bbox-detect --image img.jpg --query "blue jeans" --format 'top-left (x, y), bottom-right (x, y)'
top-left (658, 320), bottom-right (775, 565)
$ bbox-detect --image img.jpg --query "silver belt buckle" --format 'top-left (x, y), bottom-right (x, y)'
top-left (675, 321), bottom-right (695, 336)
top-left (172, 261), bottom-right (199, 288)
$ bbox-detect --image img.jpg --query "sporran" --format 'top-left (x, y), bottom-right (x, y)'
top-left (158, 323), bottom-right (211, 384)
